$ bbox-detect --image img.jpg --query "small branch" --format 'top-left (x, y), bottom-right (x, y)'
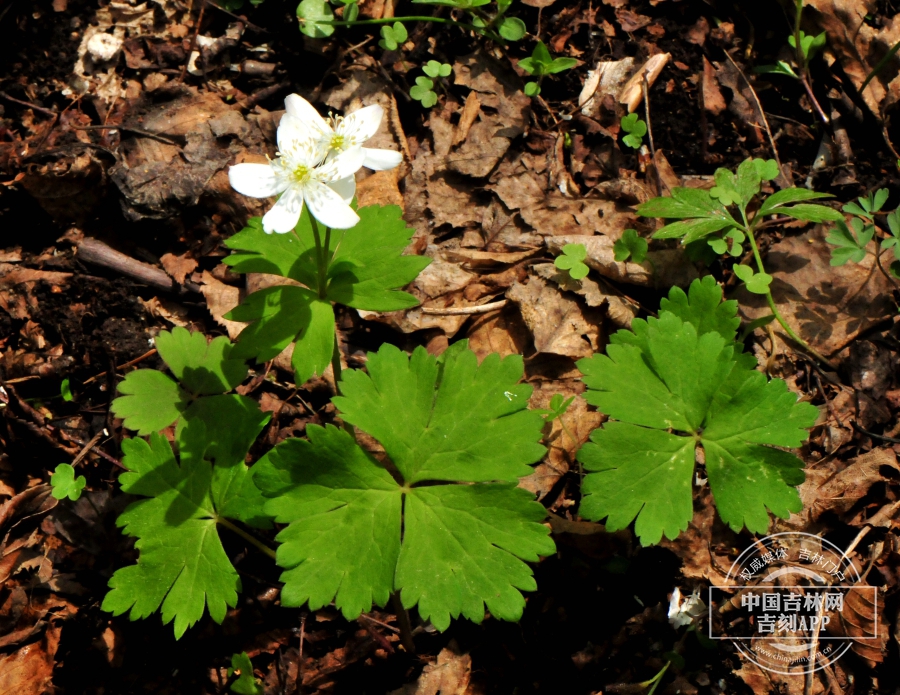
top-left (61, 434), bottom-right (124, 468)
top-left (77, 238), bottom-right (201, 293)
top-left (723, 52), bottom-right (786, 181)
top-left (83, 348), bottom-right (158, 385)
top-left (71, 430), bottom-right (105, 468)
top-left (799, 75), bottom-right (830, 124)
top-left (642, 77), bottom-right (655, 158)
top-left (421, 299), bottom-right (507, 315)
top-left (0, 90), bottom-right (56, 117)
top-left (874, 247), bottom-right (900, 290)
top-left (218, 517), bottom-right (278, 560)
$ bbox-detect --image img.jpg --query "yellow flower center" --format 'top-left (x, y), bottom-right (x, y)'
top-left (292, 164), bottom-right (310, 182)
top-left (330, 133), bottom-right (346, 151)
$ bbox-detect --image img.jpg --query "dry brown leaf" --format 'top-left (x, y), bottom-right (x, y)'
top-left (466, 303), bottom-right (529, 361)
top-left (805, 449), bottom-right (900, 523)
top-left (701, 57), bottom-right (727, 115)
top-left (507, 274), bottom-right (604, 358)
top-left (198, 270), bottom-right (244, 340)
top-left (520, 383), bottom-right (603, 499)
top-left (0, 624), bottom-right (61, 695)
top-left (618, 53), bottom-right (671, 112)
top-left (356, 168), bottom-right (403, 208)
top-left (388, 644), bottom-right (472, 695)
top-left (533, 263), bottom-right (638, 328)
top-left (832, 584), bottom-right (888, 667)
top-left (738, 226), bottom-right (894, 356)
top-left (160, 251), bottom-right (198, 284)
top-left (546, 234), bottom-right (698, 288)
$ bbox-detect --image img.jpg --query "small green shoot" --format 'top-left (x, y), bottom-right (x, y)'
top-left (60, 378), bottom-right (73, 402)
top-left (51, 463), bottom-right (86, 501)
top-left (518, 41), bottom-right (577, 97)
top-left (613, 229), bottom-right (648, 263)
top-left (423, 60), bottom-right (452, 78)
top-left (228, 652), bottom-right (264, 695)
top-left (825, 188), bottom-right (900, 281)
top-left (843, 187), bottom-right (888, 220)
top-left (554, 243), bottom-right (590, 280)
top-left (576, 277), bottom-right (818, 545)
top-left (379, 21), bottom-right (408, 50)
top-left (620, 113), bottom-right (647, 149)
top-left (637, 157), bottom-right (841, 362)
top-left (537, 393), bottom-right (574, 424)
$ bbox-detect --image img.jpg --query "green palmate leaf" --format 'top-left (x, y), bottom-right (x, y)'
top-left (225, 206), bottom-right (429, 312)
top-left (576, 278), bottom-right (818, 545)
top-left (554, 243), bottom-right (590, 279)
top-left (297, 0), bottom-right (334, 38)
top-left (777, 203), bottom-right (844, 223)
top-left (103, 429), bottom-right (238, 638)
top-left (638, 188), bottom-right (736, 242)
top-left (112, 328), bottom-right (248, 435)
top-left (825, 218), bottom-right (874, 266)
top-left (51, 463), bottom-right (86, 501)
top-left (253, 344), bottom-right (554, 630)
top-left (757, 188), bottom-right (833, 216)
top-left (227, 286), bottom-right (335, 385)
top-left (229, 652), bottom-right (264, 695)
top-left (613, 229), bottom-right (648, 263)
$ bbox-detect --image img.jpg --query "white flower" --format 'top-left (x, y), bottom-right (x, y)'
top-left (668, 586), bottom-right (706, 629)
top-left (228, 113), bottom-right (365, 233)
top-left (284, 94), bottom-right (404, 172)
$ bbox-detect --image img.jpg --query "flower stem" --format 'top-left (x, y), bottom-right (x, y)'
top-left (744, 224), bottom-right (832, 366)
top-left (309, 216), bottom-right (330, 299)
top-left (217, 517), bottom-right (277, 561)
top-left (331, 331), bottom-right (343, 396)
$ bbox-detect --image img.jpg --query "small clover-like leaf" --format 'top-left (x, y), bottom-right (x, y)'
top-left (254, 344), bottom-right (554, 630)
top-left (752, 158), bottom-right (780, 181)
top-left (524, 81), bottom-right (541, 96)
top-left (577, 277), bottom-right (817, 544)
top-left (410, 76), bottom-right (438, 107)
top-left (498, 16), bottom-right (526, 41)
top-left (423, 60), bottom-right (451, 78)
top-left (555, 243), bottom-right (590, 279)
top-left (297, 0), bottom-right (334, 38)
top-left (613, 229), bottom-right (648, 263)
top-left (51, 463), bottom-right (86, 501)
top-left (229, 653), bottom-right (264, 695)
top-left (620, 113), bottom-right (647, 149)
top-left (378, 21), bottom-right (408, 50)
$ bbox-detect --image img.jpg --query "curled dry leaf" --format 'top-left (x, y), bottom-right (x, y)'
top-left (507, 273), bottom-right (604, 359)
top-left (533, 263), bottom-right (638, 328)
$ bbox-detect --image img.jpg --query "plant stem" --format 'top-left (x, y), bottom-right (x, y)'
top-left (310, 216), bottom-right (328, 299)
top-left (218, 517), bottom-right (277, 561)
top-left (331, 332), bottom-right (343, 396)
top-left (744, 224), bottom-right (832, 365)
top-left (874, 247), bottom-right (900, 290)
top-left (390, 592), bottom-right (416, 654)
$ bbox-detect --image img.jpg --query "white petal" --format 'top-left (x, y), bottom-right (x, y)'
top-left (339, 104), bottom-right (384, 145)
top-left (263, 186), bottom-right (305, 233)
top-left (362, 147), bottom-right (403, 171)
top-left (323, 146), bottom-right (366, 181)
top-left (305, 181), bottom-right (360, 229)
top-left (284, 94), bottom-right (331, 136)
top-left (328, 175), bottom-right (356, 204)
top-left (228, 163), bottom-right (286, 198)
top-left (277, 114), bottom-right (313, 154)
